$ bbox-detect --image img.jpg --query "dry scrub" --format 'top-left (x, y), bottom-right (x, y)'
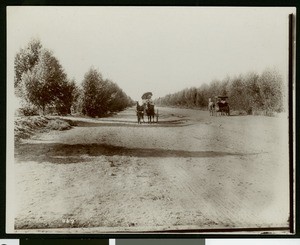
top-left (14, 116), bottom-right (74, 143)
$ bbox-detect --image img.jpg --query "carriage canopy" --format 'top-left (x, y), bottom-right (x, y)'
top-left (215, 95), bottom-right (228, 99)
top-left (141, 92), bottom-right (153, 100)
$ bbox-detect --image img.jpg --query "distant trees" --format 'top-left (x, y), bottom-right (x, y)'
top-left (155, 68), bottom-right (286, 115)
top-left (258, 69), bottom-right (284, 113)
top-left (81, 68), bottom-right (133, 117)
top-left (14, 39), bottom-right (133, 117)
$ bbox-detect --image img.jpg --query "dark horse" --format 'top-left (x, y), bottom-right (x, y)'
top-left (146, 102), bottom-right (155, 123)
top-left (136, 101), bottom-right (145, 124)
top-left (217, 101), bottom-right (230, 116)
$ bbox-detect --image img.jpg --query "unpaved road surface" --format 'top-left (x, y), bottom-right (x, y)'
top-left (12, 107), bottom-right (290, 233)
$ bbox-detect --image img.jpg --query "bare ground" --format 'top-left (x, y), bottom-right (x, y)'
top-left (11, 107), bottom-right (290, 233)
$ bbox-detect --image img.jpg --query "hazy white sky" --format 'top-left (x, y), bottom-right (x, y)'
top-left (7, 7), bottom-right (295, 100)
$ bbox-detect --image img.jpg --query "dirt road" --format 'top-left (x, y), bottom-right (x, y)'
top-left (12, 107), bottom-right (290, 233)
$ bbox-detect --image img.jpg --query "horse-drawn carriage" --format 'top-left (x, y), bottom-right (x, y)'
top-left (209, 96), bottom-right (230, 116)
top-left (136, 92), bottom-right (158, 124)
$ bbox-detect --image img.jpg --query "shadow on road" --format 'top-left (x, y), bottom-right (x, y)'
top-left (15, 143), bottom-right (246, 164)
top-left (72, 119), bottom-right (191, 128)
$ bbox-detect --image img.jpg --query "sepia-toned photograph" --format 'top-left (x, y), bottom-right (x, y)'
top-left (6, 7), bottom-right (295, 234)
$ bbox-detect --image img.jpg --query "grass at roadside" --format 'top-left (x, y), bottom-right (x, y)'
top-left (14, 116), bottom-right (76, 143)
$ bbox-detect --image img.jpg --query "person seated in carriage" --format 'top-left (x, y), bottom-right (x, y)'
top-left (142, 94), bottom-right (154, 107)
top-left (220, 98), bottom-right (228, 106)
top-left (217, 96), bottom-right (228, 107)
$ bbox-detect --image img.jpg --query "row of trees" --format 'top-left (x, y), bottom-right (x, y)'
top-left (14, 39), bottom-right (133, 117)
top-left (155, 69), bottom-right (286, 114)
top-left (80, 68), bottom-right (133, 117)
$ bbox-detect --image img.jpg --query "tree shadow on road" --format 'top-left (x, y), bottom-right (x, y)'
top-left (72, 119), bottom-right (191, 128)
top-left (15, 142), bottom-right (247, 164)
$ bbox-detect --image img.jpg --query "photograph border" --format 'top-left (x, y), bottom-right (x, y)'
top-left (1, 0), bottom-right (299, 239)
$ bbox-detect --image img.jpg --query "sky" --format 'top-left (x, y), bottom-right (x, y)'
top-left (7, 7), bottom-right (295, 101)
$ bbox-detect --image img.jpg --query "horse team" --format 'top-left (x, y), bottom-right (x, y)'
top-left (208, 97), bottom-right (230, 116)
top-left (136, 101), bottom-right (156, 124)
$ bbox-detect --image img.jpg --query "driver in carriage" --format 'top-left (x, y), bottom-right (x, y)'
top-left (220, 97), bottom-right (227, 105)
top-left (142, 94), bottom-right (154, 106)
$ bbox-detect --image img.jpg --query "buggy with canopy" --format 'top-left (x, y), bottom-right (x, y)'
top-left (136, 92), bottom-right (159, 123)
top-left (214, 96), bottom-right (230, 116)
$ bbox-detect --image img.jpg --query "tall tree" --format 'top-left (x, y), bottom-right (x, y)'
top-left (82, 68), bottom-right (104, 117)
top-left (55, 79), bottom-right (77, 115)
top-left (14, 39), bottom-right (42, 97)
top-left (81, 68), bottom-right (133, 117)
top-left (22, 49), bottom-right (67, 114)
